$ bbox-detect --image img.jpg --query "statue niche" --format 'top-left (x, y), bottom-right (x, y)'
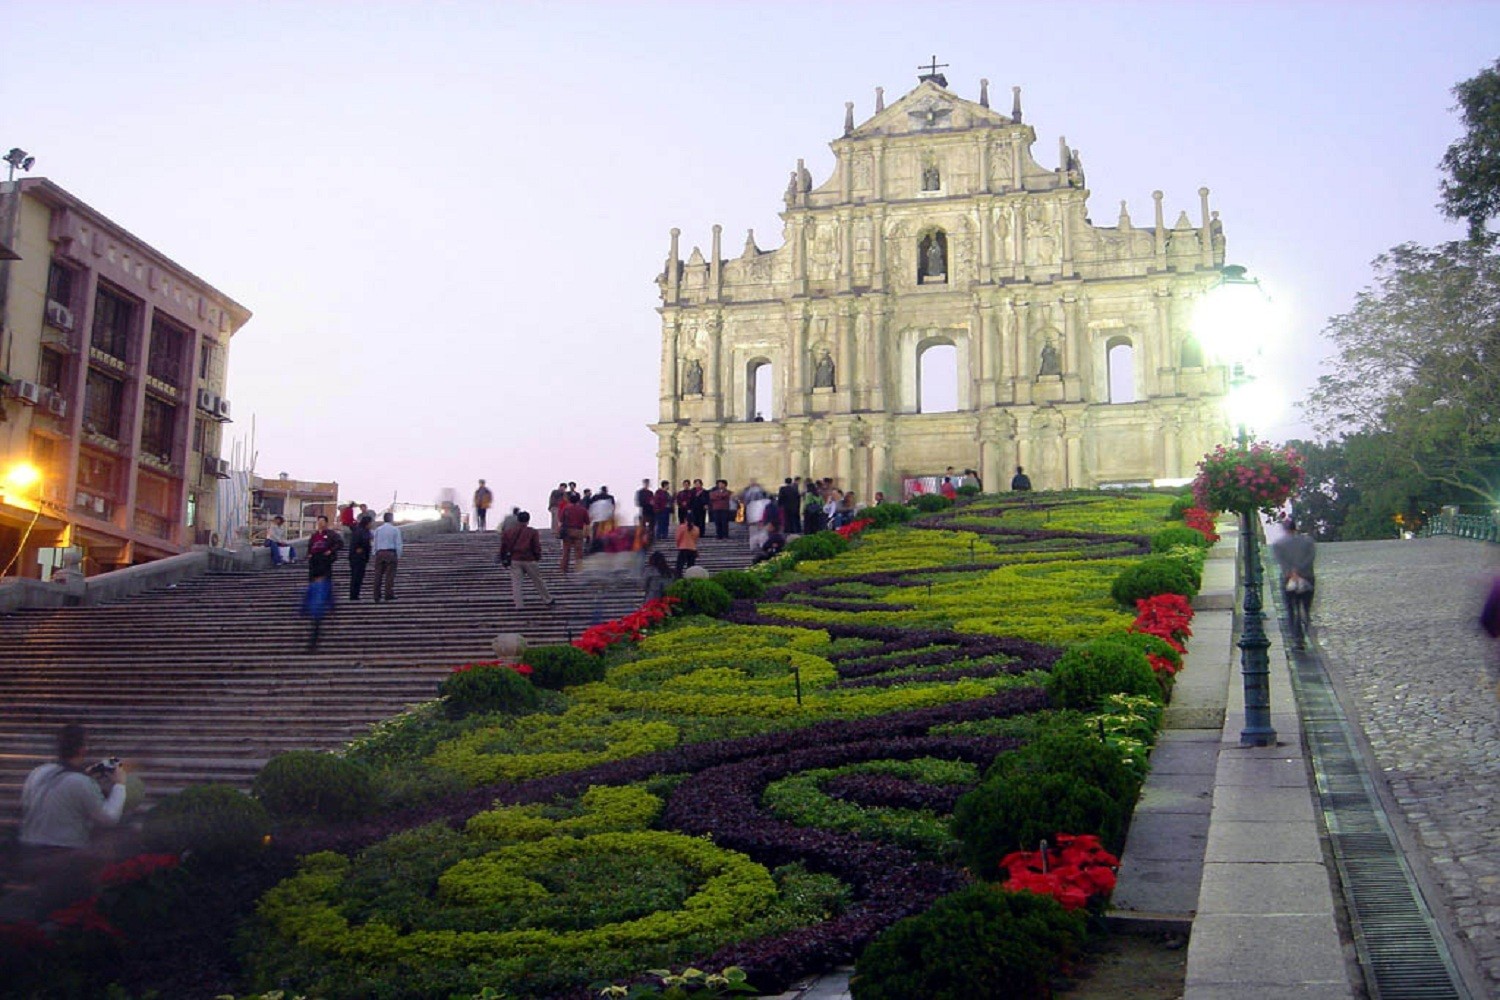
top-left (1038, 340), bottom-right (1060, 377)
top-left (683, 358), bottom-right (704, 396)
top-left (813, 350), bottom-right (836, 389)
top-left (918, 230), bottom-right (948, 285)
top-left (921, 162), bottom-right (941, 192)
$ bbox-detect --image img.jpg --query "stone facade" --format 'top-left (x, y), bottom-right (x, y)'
top-left (0, 177), bottom-right (250, 575)
top-left (651, 73), bottom-right (1232, 497)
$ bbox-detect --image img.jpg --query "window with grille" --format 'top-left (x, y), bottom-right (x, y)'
top-left (91, 286), bottom-right (135, 361)
top-left (142, 397), bottom-right (177, 458)
top-left (84, 370), bottom-right (124, 438)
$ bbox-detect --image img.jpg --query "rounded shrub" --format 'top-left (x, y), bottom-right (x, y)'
top-left (1151, 525), bottom-right (1211, 553)
top-left (1166, 493), bottom-right (1195, 520)
top-left (787, 531), bottom-right (849, 561)
top-left (142, 784), bottom-right (271, 863)
top-left (525, 644), bottom-right (607, 690)
top-left (951, 772), bottom-right (1123, 877)
top-left (864, 502), bottom-right (916, 528)
top-left (438, 663), bottom-right (540, 720)
top-left (911, 493), bottom-right (953, 513)
top-left (991, 724), bottom-right (1144, 812)
top-left (252, 750), bottom-right (375, 823)
top-left (712, 569), bottom-right (766, 600)
top-left (956, 483), bottom-right (982, 497)
top-left (1109, 556), bottom-right (1199, 608)
top-left (1046, 638), bottom-right (1161, 711)
top-left (852, 883), bottom-right (1085, 1000)
top-left (665, 577), bottom-right (732, 618)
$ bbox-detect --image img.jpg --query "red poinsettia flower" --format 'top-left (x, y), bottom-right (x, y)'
top-left (48, 896), bottom-right (122, 939)
top-left (98, 853), bottom-right (180, 888)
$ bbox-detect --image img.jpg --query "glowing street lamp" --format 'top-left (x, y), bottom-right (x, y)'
top-left (3, 461), bottom-right (41, 494)
top-left (1194, 265), bottom-right (1280, 748)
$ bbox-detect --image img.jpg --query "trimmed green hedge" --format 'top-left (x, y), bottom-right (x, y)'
top-left (252, 751), bottom-right (375, 824)
top-left (1046, 638), bottom-right (1161, 711)
top-left (852, 884), bottom-right (1085, 1000)
top-left (665, 578), bottom-right (733, 617)
top-left (439, 664), bottom-right (540, 720)
top-left (143, 784), bottom-right (271, 863)
top-left (526, 644), bottom-right (608, 690)
top-left (1109, 555), bottom-right (1199, 608)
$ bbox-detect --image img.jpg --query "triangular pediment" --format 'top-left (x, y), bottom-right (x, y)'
top-left (850, 79), bottom-right (1015, 139)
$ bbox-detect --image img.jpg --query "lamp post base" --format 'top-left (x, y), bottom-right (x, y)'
top-left (1238, 508), bottom-right (1278, 748)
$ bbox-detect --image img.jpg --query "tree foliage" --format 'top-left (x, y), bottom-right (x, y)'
top-left (1304, 240), bottom-right (1500, 506)
top-left (1440, 58), bottom-right (1500, 241)
top-left (1287, 435), bottom-right (1452, 541)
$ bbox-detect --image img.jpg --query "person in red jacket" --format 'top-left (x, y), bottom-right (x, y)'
top-left (558, 497), bottom-right (591, 574)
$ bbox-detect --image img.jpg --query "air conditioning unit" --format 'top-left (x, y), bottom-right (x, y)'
top-left (12, 380), bottom-right (41, 405)
top-left (196, 388), bottom-right (217, 412)
top-left (207, 457), bottom-right (231, 478)
top-left (45, 300), bottom-right (76, 331)
top-left (214, 397), bottom-right (231, 420)
top-left (46, 392), bottom-right (68, 418)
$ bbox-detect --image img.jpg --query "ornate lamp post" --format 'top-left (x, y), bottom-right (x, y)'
top-left (1193, 265), bottom-right (1282, 748)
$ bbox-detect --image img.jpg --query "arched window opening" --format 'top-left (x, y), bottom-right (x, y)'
top-left (1107, 338), bottom-right (1136, 404)
top-left (918, 342), bottom-right (958, 413)
top-left (918, 230), bottom-right (948, 285)
top-left (747, 359), bottom-right (774, 421)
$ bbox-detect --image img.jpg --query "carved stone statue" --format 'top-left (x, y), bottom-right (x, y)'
top-left (683, 359), bottom-right (704, 395)
top-left (1039, 341), bottom-right (1060, 376)
top-left (813, 350), bottom-right (836, 389)
top-left (922, 234), bottom-right (946, 278)
top-left (921, 163), bottom-right (941, 191)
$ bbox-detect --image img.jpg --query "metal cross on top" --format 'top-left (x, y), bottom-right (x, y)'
top-left (918, 55), bottom-right (949, 77)
top-left (916, 55), bottom-right (949, 88)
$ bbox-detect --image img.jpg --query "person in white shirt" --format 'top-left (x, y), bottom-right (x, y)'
top-left (372, 512), bottom-right (404, 603)
top-left (7, 723), bottom-right (128, 921)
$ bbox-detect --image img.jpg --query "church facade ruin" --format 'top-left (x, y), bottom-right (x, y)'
top-left (651, 68), bottom-right (1232, 497)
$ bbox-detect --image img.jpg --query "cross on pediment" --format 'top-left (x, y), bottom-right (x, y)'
top-left (917, 54), bottom-right (949, 88)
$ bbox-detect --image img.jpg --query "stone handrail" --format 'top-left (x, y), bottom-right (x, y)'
top-left (0, 515), bottom-right (460, 613)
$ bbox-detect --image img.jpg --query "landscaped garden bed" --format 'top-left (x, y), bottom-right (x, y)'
top-left (0, 489), bottom-right (1215, 999)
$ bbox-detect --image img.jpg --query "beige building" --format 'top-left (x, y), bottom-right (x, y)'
top-left (0, 177), bottom-right (251, 576)
top-left (651, 70), bottom-right (1232, 496)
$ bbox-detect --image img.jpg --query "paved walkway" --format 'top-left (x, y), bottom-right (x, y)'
top-left (1315, 537), bottom-right (1500, 993)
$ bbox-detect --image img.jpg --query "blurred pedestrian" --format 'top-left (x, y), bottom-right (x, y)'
top-left (674, 517), bottom-right (700, 576)
top-left (653, 480), bottom-right (674, 540)
top-left (473, 479), bottom-right (494, 530)
top-left (558, 495), bottom-right (590, 574)
top-left (643, 550), bottom-right (674, 602)
top-left (1271, 518), bottom-right (1316, 649)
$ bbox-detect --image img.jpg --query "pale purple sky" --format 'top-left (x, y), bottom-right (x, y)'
top-left (7, 2), bottom-right (1495, 514)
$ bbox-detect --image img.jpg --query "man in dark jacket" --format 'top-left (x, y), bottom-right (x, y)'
top-left (778, 478), bottom-right (802, 534)
top-left (347, 514), bottom-right (373, 601)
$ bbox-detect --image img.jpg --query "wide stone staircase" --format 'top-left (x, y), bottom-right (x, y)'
top-left (0, 524), bottom-right (755, 830)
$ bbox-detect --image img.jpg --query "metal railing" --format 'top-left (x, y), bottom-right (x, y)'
top-left (1421, 512), bottom-right (1499, 542)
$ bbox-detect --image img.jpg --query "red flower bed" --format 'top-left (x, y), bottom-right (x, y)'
top-left (48, 896), bottom-right (123, 939)
top-left (448, 660), bottom-right (533, 676)
top-left (999, 833), bottom-right (1120, 911)
top-left (1130, 593), bottom-right (1195, 654)
top-left (572, 596), bottom-right (679, 655)
top-left (1182, 506), bottom-right (1220, 543)
top-left (834, 517), bottom-right (875, 540)
top-left (98, 853), bottom-right (180, 888)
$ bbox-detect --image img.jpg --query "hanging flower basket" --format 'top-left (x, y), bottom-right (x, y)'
top-left (1191, 442), bottom-right (1305, 516)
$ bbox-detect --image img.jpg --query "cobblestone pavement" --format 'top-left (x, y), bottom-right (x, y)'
top-left (1313, 537), bottom-right (1500, 991)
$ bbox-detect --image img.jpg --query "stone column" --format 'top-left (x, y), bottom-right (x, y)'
top-left (1198, 188), bottom-right (1214, 270)
top-left (1153, 289), bottom-right (1175, 397)
top-left (710, 224), bottom-right (722, 301)
top-left (865, 304), bottom-right (887, 412)
top-left (872, 206), bottom-right (887, 292)
top-left (667, 228), bottom-right (681, 303)
top-left (978, 200), bottom-right (993, 279)
top-left (119, 304), bottom-right (153, 531)
top-left (1062, 295), bottom-right (1084, 401)
top-left (706, 315), bottom-right (724, 421)
top-left (838, 209), bottom-right (854, 294)
top-left (785, 305), bottom-right (807, 417)
top-left (1010, 135), bottom-right (1022, 189)
top-left (1152, 191), bottom-right (1167, 271)
top-left (837, 306), bottom-right (855, 411)
top-left (978, 137), bottom-right (992, 195)
top-left (978, 299), bottom-right (999, 406)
